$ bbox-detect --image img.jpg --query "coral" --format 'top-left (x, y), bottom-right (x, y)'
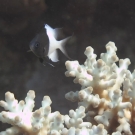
top-left (65, 42), bottom-right (134, 135)
top-left (0, 41), bottom-right (135, 134)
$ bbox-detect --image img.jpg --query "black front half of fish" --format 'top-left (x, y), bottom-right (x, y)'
top-left (29, 29), bottom-right (49, 58)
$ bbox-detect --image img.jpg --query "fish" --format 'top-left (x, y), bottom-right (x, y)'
top-left (29, 24), bottom-right (71, 66)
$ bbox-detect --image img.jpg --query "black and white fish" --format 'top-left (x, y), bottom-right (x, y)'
top-left (29, 24), bottom-right (71, 66)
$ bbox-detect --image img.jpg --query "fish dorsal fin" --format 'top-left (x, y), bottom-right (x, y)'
top-left (45, 24), bottom-right (63, 40)
top-left (45, 24), bottom-right (55, 41)
top-left (54, 27), bottom-right (63, 40)
top-left (48, 50), bottom-right (59, 62)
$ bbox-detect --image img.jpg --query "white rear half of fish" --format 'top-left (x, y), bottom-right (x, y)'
top-left (45, 24), bottom-right (71, 62)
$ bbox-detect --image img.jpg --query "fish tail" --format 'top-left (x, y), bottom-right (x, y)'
top-left (58, 36), bottom-right (71, 59)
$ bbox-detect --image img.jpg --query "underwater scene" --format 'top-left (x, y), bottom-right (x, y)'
top-left (0, 0), bottom-right (135, 134)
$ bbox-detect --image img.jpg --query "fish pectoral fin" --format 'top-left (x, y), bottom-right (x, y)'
top-left (48, 50), bottom-right (59, 62)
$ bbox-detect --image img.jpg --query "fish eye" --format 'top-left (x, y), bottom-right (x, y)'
top-left (35, 42), bottom-right (40, 48)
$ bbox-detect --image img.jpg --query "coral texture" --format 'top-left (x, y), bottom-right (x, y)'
top-left (0, 42), bottom-right (135, 135)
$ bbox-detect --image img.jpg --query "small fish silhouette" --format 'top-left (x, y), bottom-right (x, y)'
top-left (29, 24), bottom-right (71, 66)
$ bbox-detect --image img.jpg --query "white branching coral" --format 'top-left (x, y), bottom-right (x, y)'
top-left (0, 41), bottom-right (135, 135)
top-left (0, 90), bottom-right (65, 135)
top-left (65, 41), bottom-right (135, 135)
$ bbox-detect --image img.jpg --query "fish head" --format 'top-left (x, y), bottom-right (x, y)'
top-left (29, 30), bottom-right (49, 58)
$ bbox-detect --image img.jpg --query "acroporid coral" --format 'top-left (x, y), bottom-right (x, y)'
top-left (0, 41), bottom-right (135, 135)
top-left (65, 41), bottom-right (134, 135)
top-left (0, 90), bottom-right (65, 135)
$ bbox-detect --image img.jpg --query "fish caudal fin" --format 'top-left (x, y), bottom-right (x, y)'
top-left (48, 50), bottom-right (59, 62)
top-left (58, 36), bottom-right (71, 59)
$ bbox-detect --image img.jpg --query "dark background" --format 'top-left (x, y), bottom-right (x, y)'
top-left (0, 0), bottom-right (135, 130)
